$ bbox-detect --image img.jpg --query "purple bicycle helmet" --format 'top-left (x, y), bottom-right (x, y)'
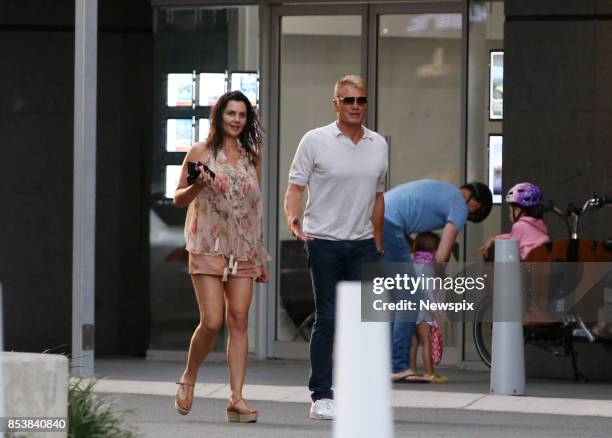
top-left (505, 182), bottom-right (543, 208)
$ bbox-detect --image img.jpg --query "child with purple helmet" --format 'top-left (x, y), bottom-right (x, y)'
top-left (479, 182), bottom-right (550, 260)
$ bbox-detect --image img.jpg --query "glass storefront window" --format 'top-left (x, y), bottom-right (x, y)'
top-left (146, 1), bottom-right (504, 362)
top-left (276, 15), bottom-right (363, 343)
top-left (377, 12), bottom-right (463, 354)
top-left (149, 5), bottom-right (259, 355)
top-left (377, 13), bottom-right (463, 187)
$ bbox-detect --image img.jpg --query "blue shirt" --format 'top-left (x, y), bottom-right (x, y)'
top-left (384, 180), bottom-right (468, 233)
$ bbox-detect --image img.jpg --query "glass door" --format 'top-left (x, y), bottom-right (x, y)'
top-left (369, 3), bottom-right (465, 365)
top-left (373, 10), bottom-right (463, 186)
top-left (266, 2), bottom-right (466, 361)
top-left (267, 5), bottom-right (367, 358)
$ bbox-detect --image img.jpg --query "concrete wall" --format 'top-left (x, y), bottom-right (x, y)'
top-left (2, 352), bottom-right (69, 437)
top-left (504, 1), bottom-right (612, 379)
top-left (504, 1), bottom-right (612, 240)
top-left (0, 0), bottom-right (152, 356)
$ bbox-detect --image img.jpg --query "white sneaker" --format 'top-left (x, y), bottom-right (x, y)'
top-left (309, 398), bottom-right (336, 420)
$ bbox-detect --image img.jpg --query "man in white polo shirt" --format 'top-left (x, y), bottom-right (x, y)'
top-left (284, 75), bottom-right (388, 420)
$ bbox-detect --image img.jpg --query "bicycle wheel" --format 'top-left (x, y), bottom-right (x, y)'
top-left (473, 295), bottom-right (493, 367)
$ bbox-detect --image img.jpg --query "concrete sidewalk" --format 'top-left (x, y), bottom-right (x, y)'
top-left (92, 358), bottom-right (612, 418)
top-left (100, 394), bottom-right (612, 438)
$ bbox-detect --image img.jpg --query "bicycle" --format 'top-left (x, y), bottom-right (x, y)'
top-left (472, 193), bottom-right (612, 380)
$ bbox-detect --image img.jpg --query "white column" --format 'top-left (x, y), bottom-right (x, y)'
top-left (72, 0), bottom-right (97, 377)
top-left (256, 2), bottom-right (271, 360)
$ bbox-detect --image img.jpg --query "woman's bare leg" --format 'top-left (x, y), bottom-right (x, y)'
top-left (176, 275), bottom-right (225, 411)
top-left (224, 277), bottom-right (254, 407)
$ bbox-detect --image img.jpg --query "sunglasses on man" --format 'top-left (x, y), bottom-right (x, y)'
top-left (335, 96), bottom-right (368, 106)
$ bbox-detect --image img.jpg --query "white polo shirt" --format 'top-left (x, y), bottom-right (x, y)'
top-left (288, 122), bottom-right (388, 241)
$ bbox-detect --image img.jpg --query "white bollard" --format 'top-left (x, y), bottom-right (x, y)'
top-left (334, 281), bottom-right (393, 438)
top-left (490, 240), bottom-right (526, 395)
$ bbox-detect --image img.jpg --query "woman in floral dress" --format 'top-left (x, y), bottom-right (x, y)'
top-left (173, 91), bottom-right (270, 423)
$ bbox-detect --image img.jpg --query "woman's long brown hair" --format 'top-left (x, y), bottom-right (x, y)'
top-left (206, 90), bottom-right (263, 165)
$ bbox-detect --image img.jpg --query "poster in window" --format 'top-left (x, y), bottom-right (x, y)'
top-left (489, 51), bottom-right (503, 120)
top-left (199, 73), bottom-right (226, 106)
top-left (166, 119), bottom-right (193, 153)
top-left (488, 134), bottom-right (503, 204)
top-left (230, 72), bottom-right (258, 106)
top-left (167, 73), bottom-right (193, 107)
top-left (165, 165), bottom-right (182, 199)
top-left (198, 118), bottom-right (211, 142)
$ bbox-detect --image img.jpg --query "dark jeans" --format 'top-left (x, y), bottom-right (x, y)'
top-left (304, 238), bottom-right (379, 402)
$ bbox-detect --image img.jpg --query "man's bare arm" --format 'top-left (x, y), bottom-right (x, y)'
top-left (284, 183), bottom-right (309, 241)
top-left (435, 222), bottom-right (459, 263)
top-left (372, 192), bottom-right (385, 253)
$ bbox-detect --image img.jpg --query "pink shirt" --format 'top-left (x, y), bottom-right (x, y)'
top-left (495, 216), bottom-right (549, 260)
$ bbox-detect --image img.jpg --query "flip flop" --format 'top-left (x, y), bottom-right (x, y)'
top-left (424, 374), bottom-right (449, 384)
top-left (402, 374), bottom-right (431, 383)
top-left (391, 369), bottom-right (416, 383)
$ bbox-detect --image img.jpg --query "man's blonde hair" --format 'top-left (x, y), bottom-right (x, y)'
top-left (334, 74), bottom-right (367, 96)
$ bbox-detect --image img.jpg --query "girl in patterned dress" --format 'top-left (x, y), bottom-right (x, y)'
top-left (405, 232), bottom-right (448, 383)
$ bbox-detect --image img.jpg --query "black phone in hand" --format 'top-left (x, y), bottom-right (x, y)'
top-left (187, 161), bottom-right (216, 185)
